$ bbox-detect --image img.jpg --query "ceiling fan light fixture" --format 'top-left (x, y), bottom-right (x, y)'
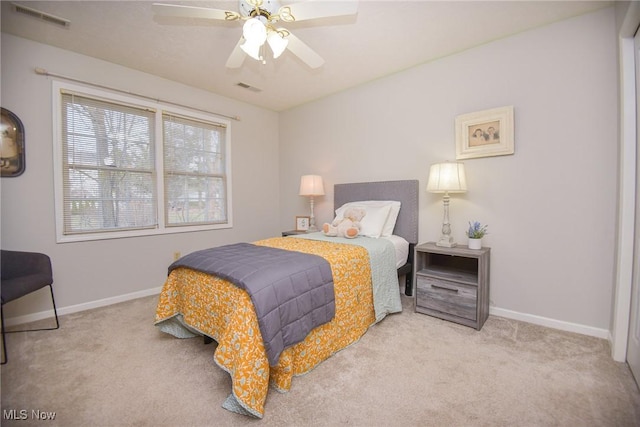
top-left (267, 30), bottom-right (288, 59)
top-left (154, 0), bottom-right (360, 69)
top-left (242, 18), bottom-right (267, 44)
top-left (241, 18), bottom-right (267, 60)
top-left (240, 40), bottom-right (263, 60)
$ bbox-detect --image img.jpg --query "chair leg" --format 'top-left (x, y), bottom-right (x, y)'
top-left (1, 284), bottom-right (60, 365)
top-left (7, 284), bottom-right (60, 333)
top-left (48, 284), bottom-right (60, 330)
top-left (1, 304), bottom-right (7, 365)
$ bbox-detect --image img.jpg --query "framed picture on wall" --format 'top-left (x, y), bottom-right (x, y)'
top-left (1, 107), bottom-right (25, 177)
top-left (455, 106), bottom-right (514, 160)
top-left (296, 216), bottom-right (310, 232)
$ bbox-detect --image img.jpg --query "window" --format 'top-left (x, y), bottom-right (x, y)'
top-left (53, 82), bottom-right (232, 242)
top-left (163, 114), bottom-right (227, 226)
top-left (60, 93), bottom-right (157, 234)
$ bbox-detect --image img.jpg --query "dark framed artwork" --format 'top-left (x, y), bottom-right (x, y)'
top-left (1, 108), bottom-right (25, 177)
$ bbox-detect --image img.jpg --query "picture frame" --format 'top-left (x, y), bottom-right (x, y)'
top-left (455, 106), bottom-right (514, 160)
top-left (1, 107), bottom-right (25, 177)
top-left (295, 216), bottom-right (310, 232)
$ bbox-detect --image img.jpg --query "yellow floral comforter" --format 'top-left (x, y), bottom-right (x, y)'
top-left (155, 237), bottom-right (377, 418)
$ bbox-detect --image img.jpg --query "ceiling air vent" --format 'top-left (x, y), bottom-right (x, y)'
top-left (236, 82), bottom-right (262, 93)
top-left (13, 3), bottom-right (70, 27)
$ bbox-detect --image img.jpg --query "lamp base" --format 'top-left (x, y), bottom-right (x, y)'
top-left (436, 236), bottom-right (457, 248)
top-left (307, 225), bottom-right (318, 233)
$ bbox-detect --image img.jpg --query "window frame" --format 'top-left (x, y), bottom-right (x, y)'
top-left (52, 81), bottom-right (233, 243)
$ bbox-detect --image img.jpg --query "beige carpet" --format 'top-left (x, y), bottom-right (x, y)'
top-left (1, 293), bottom-right (639, 426)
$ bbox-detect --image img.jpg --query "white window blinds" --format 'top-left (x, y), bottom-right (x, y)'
top-left (61, 93), bottom-right (157, 234)
top-left (163, 114), bottom-right (228, 226)
top-left (54, 82), bottom-right (232, 242)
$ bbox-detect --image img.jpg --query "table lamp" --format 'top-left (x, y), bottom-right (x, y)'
top-left (427, 162), bottom-right (467, 247)
top-left (299, 175), bottom-right (325, 232)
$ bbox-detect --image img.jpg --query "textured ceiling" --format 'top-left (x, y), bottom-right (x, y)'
top-left (1, 0), bottom-right (612, 112)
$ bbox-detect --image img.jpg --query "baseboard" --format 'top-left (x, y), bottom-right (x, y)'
top-left (6, 289), bottom-right (611, 341)
top-left (3, 287), bottom-right (163, 327)
top-left (490, 306), bottom-right (610, 340)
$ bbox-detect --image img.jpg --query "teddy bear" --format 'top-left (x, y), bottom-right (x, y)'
top-left (322, 207), bottom-right (366, 239)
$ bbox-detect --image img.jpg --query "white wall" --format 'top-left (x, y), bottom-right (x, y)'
top-left (1, 34), bottom-right (280, 318)
top-left (280, 8), bottom-right (619, 333)
top-left (1, 8), bottom-right (621, 336)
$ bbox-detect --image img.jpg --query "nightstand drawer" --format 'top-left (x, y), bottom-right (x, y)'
top-left (416, 276), bottom-right (477, 321)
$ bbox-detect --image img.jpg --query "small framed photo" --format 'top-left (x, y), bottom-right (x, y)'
top-left (455, 106), bottom-right (514, 160)
top-left (295, 216), bottom-right (310, 232)
top-left (1, 107), bottom-right (25, 177)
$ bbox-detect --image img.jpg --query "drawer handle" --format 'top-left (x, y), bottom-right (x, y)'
top-left (431, 283), bottom-right (459, 293)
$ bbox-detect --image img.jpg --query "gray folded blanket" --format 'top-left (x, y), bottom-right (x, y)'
top-left (168, 243), bottom-right (335, 365)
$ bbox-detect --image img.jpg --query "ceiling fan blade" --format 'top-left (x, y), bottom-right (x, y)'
top-left (278, 0), bottom-right (358, 23)
top-left (284, 31), bottom-right (324, 69)
top-left (152, 3), bottom-right (240, 21)
top-left (226, 38), bottom-right (246, 68)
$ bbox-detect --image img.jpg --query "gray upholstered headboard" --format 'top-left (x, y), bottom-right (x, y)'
top-left (334, 180), bottom-right (419, 244)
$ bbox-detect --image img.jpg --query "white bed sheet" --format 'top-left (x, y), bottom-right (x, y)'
top-left (382, 235), bottom-right (410, 268)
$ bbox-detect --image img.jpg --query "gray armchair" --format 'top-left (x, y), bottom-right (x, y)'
top-left (1, 250), bottom-right (59, 364)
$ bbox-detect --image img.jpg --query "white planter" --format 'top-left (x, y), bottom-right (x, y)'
top-left (468, 238), bottom-right (482, 250)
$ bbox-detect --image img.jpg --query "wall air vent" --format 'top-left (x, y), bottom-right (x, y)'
top-left (13, 3), bottom-right (70, 27)
top-left (236, 82), bottom-right (262, 93)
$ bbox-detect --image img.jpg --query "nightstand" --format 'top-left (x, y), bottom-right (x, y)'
top-left (413, 242), bottom-right (490, 330)
top-left (282, 230), bottom-right (308, 237)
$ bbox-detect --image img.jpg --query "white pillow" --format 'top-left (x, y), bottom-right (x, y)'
top-left (335, 201), bottom-right (400, 238)
top-left (381, 202), bottom-right (401, 237)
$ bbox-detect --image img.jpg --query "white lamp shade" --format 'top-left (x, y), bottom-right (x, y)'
top-left (242, 18), bottom-right (267, 44)
top-left (267, 30), bottom-right (288, 59)
top-left (427, 162), bottom-right (468, 193)
top-left (240, 41), bottom-right (263, 60)
top-left (299, 175), bottom-right (325, 196)
top-left (241, 18), bottom-right (267, 60)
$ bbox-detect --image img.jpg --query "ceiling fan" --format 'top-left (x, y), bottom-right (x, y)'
top-left (152, 0), bottom-right (358, 69)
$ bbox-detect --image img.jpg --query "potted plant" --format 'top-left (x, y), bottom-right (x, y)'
top-left (466, 221), bottom-right (488, 249)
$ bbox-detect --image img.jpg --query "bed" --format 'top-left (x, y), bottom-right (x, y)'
top-left (155, 180), bottom-right (419, 418)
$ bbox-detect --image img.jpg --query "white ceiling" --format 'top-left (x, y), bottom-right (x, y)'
top-left (1, 0), bottom-right (612, 112)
